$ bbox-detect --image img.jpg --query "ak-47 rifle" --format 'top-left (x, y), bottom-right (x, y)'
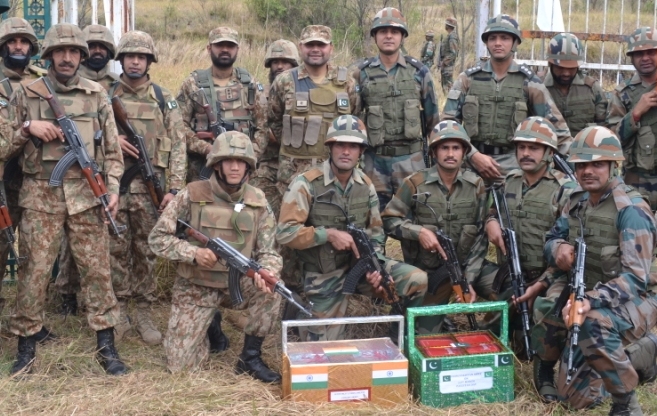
top-left (190, 90), bottom-right (227, 181)
top-left (490, 184), bottom-right (534, 360)
top-left (315, 189), bottom-right (403, 314)
top-left (553, 152), bottom-right (578, 183)
top-left (112, 96), bottom-right (165, 216)
top-left (26, 77), bottom-right (126, 235)
top-left (412, 192), bottom-right (477, 330)
top-left (177, 219), bottom-right (313, 317)
top-left (0, 188), bottom-right (24, 264)
top-left (420, 110), bottom-right (432, 168)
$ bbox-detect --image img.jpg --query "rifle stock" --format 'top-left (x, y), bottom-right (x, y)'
top-left (0, 190), bottom-right (23, 264)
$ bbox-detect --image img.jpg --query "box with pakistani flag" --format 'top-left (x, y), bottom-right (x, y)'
top-left (281, 316), bottom-right (408, 405)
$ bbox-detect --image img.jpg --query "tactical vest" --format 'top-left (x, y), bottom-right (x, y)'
top-left (617, 81), bottom-right (657, 172)
top-left (566, 184), bottom-right (643, 289)
top-left (177, 180), bottom-right (264, 288)
top-left (281, 67), bottom-right (351, 159)
top-left (462, 66), bottom-right (530, 147)
top-left (546, 77), bottom-right (596, 137)
top-left (505, 171), bottom-right (567, 272)
top-left (296, 168), bottom-right (372, 274)
top-left (360, 56), bottom-right (423, 147)
top-left (402, 169), bottom-right (480, 269)
top-left (192, 67), bottom-right (255, 138)
top-left (19, 77), bottom-right (101, 180)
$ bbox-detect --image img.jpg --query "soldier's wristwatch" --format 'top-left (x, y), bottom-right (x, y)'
top-left (21, 121), bottom-right (31, 137)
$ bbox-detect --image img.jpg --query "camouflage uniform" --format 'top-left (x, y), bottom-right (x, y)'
top-left (542, 127), bottom-right (657, 410)
top-left (177, 27), bottom-right (264, 183)
top-left (420, 31), bottom-right (436, 68)
top-left (381, 121), bottom-right (486, 333)
top-left (442, 15), bottom-right (572, 181)
top-left (439, 18), bottom-right (459, 93)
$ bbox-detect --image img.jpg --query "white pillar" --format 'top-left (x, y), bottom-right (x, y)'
top-left (477, 0), bottom-right (491, 60)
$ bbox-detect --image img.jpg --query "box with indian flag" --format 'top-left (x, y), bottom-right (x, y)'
top-left (281, 316), bottom-right (408, 405)
top-left (407, 301), bottom-right (515, 407)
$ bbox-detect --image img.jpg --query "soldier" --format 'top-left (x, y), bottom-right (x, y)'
top-left (276, 115), bottom-right (428, 341)
top-left (608, 27), bottom-right (657, 211)
top-left (355, 7), bottom-right (439, 210)
top-left (438, 17), bottom-right (460, 93)
top-left (420, 30), bottom-right (436, 69)
top-left (442, 14), bottom-right (572, 182)
top-left (542, 126), bottom-right (657, 413)
top-left (148, 132), bottom-right (283, 383)
top-left (6, 23), bottom-right (125, 375)
top-left (105, 30), bottom-right (186, 345)
top-left (541, 33), bottom-right (607, 138)
top-left (381, 120), bottom-right (486, 333)
top-left (177, 27), bottom-right (264, 184)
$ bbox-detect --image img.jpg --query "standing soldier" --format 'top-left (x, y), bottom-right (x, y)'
top-left (541, 33), bottom-right (607, 138)
top-left (381, 120), bottom-right (486, 333)
top-left (420, 30), bottom-right (436, 69)
top-left (355, 7), bottom-right (439, 210)
top-left (276, 115), bottom-right (428, 341)
top-left (543, 126), bottom-right (657, 413)
top-left (438, 17), bottom-right (460, 93)
top-left (443, 14), bottom-right (571, 182)
top-left (148, 132), bottom-right (283, 383)
top-left (608, 27), bottom-right (657, 211)
top-left (106, 31), bottom-right (186, 345)
top-left (7, 23), bottom-right (125, 375)
top-left (177, 27), bottom-right (264, 183)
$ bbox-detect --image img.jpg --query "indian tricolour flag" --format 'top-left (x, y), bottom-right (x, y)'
top-left (372, 361), bottom-right (408, 386)
top-left (290, 365), bottom-right (329, 390)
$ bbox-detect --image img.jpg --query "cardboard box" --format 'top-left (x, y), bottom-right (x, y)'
top-left (407, 301), bottom-right (515, 407)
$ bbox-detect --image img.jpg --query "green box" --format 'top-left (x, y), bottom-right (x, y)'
top-left (407, 301), bottom-right (514, 407)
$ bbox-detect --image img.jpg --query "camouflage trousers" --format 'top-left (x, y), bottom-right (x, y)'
top-left (300, 259), bottom-right (428, 341)
top-left (0, 180), bottom-right (22, 290)
top-left (624, 170), bottom-right (657, 211)
top-left (164, 275), bottom-right (281, 373)
top-left (532, 279), bottom-right (567, 362)
top-left (556, 295), bottom-right (657, 409)
top-left (54, 233), bottom-right (81, 295)
top-left (363, 149), bottom-right (426, 212)
top-left (441, 67), bottom-right (454, 93)
top-left (109, 192), bottom-right (158, 302)
top-left (186, 152), bottom-right (206, 184)
top-left (10, 208), bottom-right (119, 336)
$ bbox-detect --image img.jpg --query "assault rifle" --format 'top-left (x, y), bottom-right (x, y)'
top-left (112, 96), bottom-right (165, 216)
top-left (26, 77), bottom-right (126, 235)
top-left (190, 90), bottom-right (227, 181)
top-left (315, 189), bottom-right (403, 314)
top-left (177, 219), bottom-right (313, 317)
top-left (413, 192), bottom-right (477, 330)
top-left (420, 110), bottom-right (432, 168)
top-left (490, 184), bottom-right (534, 360)
top-left (553, 152), bottom-right (578, 183)
top-left (0, 188), bottom-right (24, 264)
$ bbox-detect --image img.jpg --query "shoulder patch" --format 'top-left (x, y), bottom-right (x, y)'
top-left (447, 89), bottom-right (461, 100)
top-left (519, 64), bottom-right (534, 78)
top-left (465, 65), bottom-right (482, 76)
top-left (404, 55), bottom-right (425, 71)
top-left (167, 100), bottom-right (178, 110)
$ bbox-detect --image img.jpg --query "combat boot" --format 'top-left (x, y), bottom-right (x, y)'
top-left (625, 333), bottom-right (657, 384)
top-left (533, 359), bottom-right (557, 403)
top-left (609, 391), bottom-right (643, 416)
top-left (114, 299), bottom-right (131, 341)
top-left (135, 301), bottom-right (162, 346)
top-left (235, 334), bottom-right (281, 383)
top-left (10, 335), bottom-right (37, 375)
top-left (33, 326), bottom-right (58, 344)
top-left (207, 311), bottom-right (229, 353)
top-left (96, 328), bottom-right (127, 375)
top-left (60, 293), bottom-right (78, 316)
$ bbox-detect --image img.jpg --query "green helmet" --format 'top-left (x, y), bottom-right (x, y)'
top-left (512, 116), bottom-right (558, 150)
top-left (82, 24), bottom-right (116, 59)
top-left (547, 33), bottom-right (583, 68)
top-left (481, 14), bottom-right (522, 44)
top-left (206, 131), bottom-right (257, 170)
top-left (264, 39), bottom-right (299, 68)
top-left (429, 120), bottom-right (472, 153)
top-left (626, 27), bottom-right (657, 56)
top-left (0, 17), bottom-right (39, 56)
top-left (325, 115), bottom-right (368, 146)
top-left (370, 7), bottom-right (408, 38)
top-left (41, 23), bottom-right (89, 60)
top-left (116, 30), bottom-right (158, 63)
top-left (568, 126), bottom-right (625, 163)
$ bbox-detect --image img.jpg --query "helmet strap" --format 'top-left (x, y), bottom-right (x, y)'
top-left (215, 164), bottom-right (251, 191)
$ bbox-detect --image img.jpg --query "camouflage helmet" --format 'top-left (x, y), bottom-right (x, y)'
top-left (325, 115), bottom-right (368, 146)
top-left (425, 30), bottom-right (435, 38)
top-left (0, 17), bottom-right (39, 56)
top-left (626, 27), bottom-right (657, 56)
top-left (512, 117), bottom-right (559, 150)
top-left (547, 33), bottom-right (584, 68)
top-left (370, 7), bottom-right (409, 38)
top-left (264, 39), bottom-right (299, 68)
top-left (206, 131), bottom-right (257, 170)
top-left (82, 24), bottom-right (116, 59)
top-left (445, 17), bottom-right (458, 28)
top-left (429, 120), bottom-right (472, 153)
top-left (116, 30), bottom-right (158, 63)
top-left (481, 14), bottom-right (522, 44)
top-left (41, 23), bottom-right (89, 60)
top-left (568, 126), bottom-right (625, 163)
